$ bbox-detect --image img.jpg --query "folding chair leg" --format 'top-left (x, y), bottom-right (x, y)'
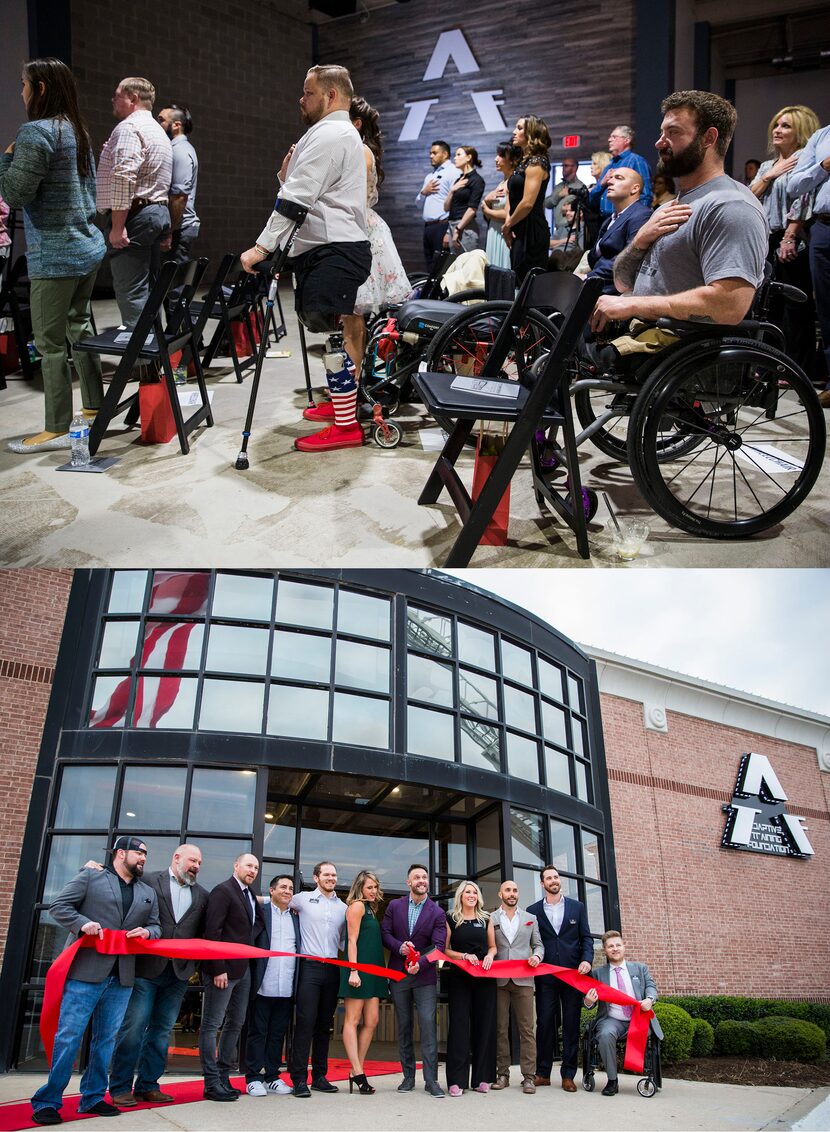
top-left (443, 442), bottom-right (518, 567)
top-left (201, 321), bottom-right (224, 369)
top-left (188, 341), bottom-right (214, 428)
top-left (418, 420), bottom-right (474, 504)
top-left (159, 352), bottom-right (190, 455)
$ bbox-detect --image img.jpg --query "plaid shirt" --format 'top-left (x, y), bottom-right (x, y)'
top-left (97, 110), bottom-right (172, 212)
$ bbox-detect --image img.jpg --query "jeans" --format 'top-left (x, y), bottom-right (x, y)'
top-left (289, 961), bottom-right (339, 1085)
top-left (423, 221), bottom-right (448, 271)
top-left (389, 977), bottom-right (438, 1085)
top-left (199, 969), bottom-right (251, 1089)
top-left (109, 964), bottom-right (188, 1095)
top-left (31, 976), bottom-right (133, 1114)
top-left (169, 226), bottom-right (198, 266)
top-left (245, 995), bottom-right (293, 1082)
top-left (107, 203), bottom-right (170, 329)
top-left (809, 219), bottom-right (830, 385)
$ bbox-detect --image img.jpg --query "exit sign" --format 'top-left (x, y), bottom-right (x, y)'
top-left (563, 134), bottom-right (580, 148)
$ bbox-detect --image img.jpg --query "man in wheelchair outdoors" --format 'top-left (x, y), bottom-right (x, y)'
top-left (587, 90), bottom-right (767, 352)
top-left (583, 930), bottom-right (663, 1096)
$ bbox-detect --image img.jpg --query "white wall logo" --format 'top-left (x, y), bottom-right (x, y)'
top-left (399, 28), bottom-right (508, 142)
top-left (721, 752), bottom-right (814, 859)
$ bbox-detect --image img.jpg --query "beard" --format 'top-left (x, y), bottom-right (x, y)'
top-left (125, 859), bottom-right (144, 879)
top-left (657, 132), bottom-right (706, 178)
top-left (174, 864), bottom-right (197, 887)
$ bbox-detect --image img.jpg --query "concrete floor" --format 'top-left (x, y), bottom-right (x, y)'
top-left (1, 294), bottom-right (828, 569)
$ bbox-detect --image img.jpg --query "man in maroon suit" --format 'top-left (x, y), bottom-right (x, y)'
top-left (381, 864), bottom-right (448, 1098)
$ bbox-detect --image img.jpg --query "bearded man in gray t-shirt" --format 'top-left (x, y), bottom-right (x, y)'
top-left (590, 90), bottom-right (768, 334)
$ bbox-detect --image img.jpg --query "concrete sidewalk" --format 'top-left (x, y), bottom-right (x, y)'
top-left (1, 1072), bottom-right (827, 1132)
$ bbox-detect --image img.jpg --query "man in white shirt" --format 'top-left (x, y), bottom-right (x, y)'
top-left (241, 65), bottom-right (371, 452)
top-left (583, 930), bottom-right (662, 1096)
top-left (415, 140), bottom-right (459, 270)
top-left (489, 881), bottom-right (544, 1094)
top-left (245, 875), bottom-right (300, 1097)
top-left (288, 861), bottom-right (347, 1097)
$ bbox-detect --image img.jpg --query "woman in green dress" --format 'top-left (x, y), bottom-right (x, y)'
top-left (340, 869), bottom-right (388, 1094)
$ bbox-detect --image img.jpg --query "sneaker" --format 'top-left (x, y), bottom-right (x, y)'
top-left (474, 1082), bottom-right (490, 1093)
top-left (294, 424), bottom-right (364, 452)
top-left (265, 1079), bottom-right (292, 1095)
top-left (246, 1081), bottom-right (268, 1097)
top-left (448, 1085), bottom-right (463, 1097)
top-left (424, 1081), bottom-right (445, 1098)
top-left (302, 401), bottom-right (335, 422)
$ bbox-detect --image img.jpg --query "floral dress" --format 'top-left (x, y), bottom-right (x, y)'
top-left (354, 151), bottom-right (410, 315)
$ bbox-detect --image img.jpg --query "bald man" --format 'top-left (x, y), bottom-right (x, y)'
top-left (587, 168), bottom-right (651, 294)
top-left (109, 845), bottom-right (209, 1106)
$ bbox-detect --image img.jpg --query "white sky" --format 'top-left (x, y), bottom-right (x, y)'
top-left (444, 569), bottom-right (828, 717)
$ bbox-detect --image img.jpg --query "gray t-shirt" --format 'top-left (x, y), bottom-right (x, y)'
top-left (633, 174), bottom-right (768, 299)
top-left (170, 135), bottom-right (199, 233)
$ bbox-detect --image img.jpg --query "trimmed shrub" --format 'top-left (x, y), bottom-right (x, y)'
top-left (663, 996), bottom-right (830, 1039)
top-left (715, 1019), bottom-right (756, 1056)
top-left (652, 1002), bottom-right (695, 1062)
top-left (691, 1016), bottom-right (715, 1057)
top-left (753, 1017), bottom-right (826, 1062)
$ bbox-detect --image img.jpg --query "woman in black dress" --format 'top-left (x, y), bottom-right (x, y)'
top-left (444, 881), bottom-right (497, 1096)
top-left (502, 115), bottom-right (552, 281)
top-left (443, 146), bottom-right (486, 253)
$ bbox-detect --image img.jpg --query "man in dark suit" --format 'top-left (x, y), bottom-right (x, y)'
top-left (584, 929), bottom-right (663, 1096)
top-left (587, 168), bottom-right (651, 294)
top-left (381, 863), bottom-right (448, 1099)
top-left (199, 852), bottom-right (266, 1102)
top-left (527, 864), bottom-right (594, 1093)
top-left (30, 836), bottom-right (161, 1126)
top-left (245, 874), bottom-right (301, 1096)
top-left (109, 844), bottom-right (209, 1106)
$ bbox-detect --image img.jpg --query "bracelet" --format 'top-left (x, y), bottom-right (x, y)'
top-left (781, 237), bottom-right (796, 243)
top-left (254, 243), bottom-right (269, 256)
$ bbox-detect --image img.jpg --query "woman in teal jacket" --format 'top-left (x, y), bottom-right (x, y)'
top-left (0, 58), bottom-right (105, 452)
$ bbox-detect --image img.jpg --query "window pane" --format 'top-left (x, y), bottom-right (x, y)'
top-left (140, 622), bottom-right (204, 669)
top-left (408, 606), bottom-right (452, 657)
top-left (513, 865), bottom-right (543, 907)
top-left (460, 720), bottom-right (501, 772)
top-left (457, 621), bottom-right (495, 669)
top-left (542, 700), bottom-right (567, 746)
top-left (504, 685), bottom-right (536, 733)
top-left (89, 675), bottom-right (129, 728)
top-left (408, 654), bottom-right (453, 707)
top-left (276, 579), bottom-right (333, 630)
top-left (149, 571), bottom-right (209, 615)
top-left (585, 882), bottom-right (606, 934)
top-left (407, 705), bottom-right (454, 759)
top-left (335, 640), bottom-right (389, 693)
top-left (558, 873), bottom-right (579, 898)
top-left (338, 590), bottom-right (391, 641)
top-left (200, 678), bottom-right (264, 733)
top-left (510, 808), bottom-right (545, 868)
top-left (272, 630), bottom-right (331, 683)
top-left (544, 747), bottom-right (571, 795)
top-left (133, 835), bottom-right (180, 875)
top-left (300, 819), bottom-right (429, 890)
top-left (474, 808), bottom-right (501, 872)
top-left (188, 769), bottom-right (257, 834)
top-left (502, 640), bottom-right (533, 687)
top-left (98, 621), bottom-right (139, 669)
top-left (133, 677), bottom-right (197, 729)
top-left (568, 673), bottom-right (584, 713)
top-left (267, 684), bottom-right (329, 740)
top-left (206, 625), bottom-right (269, 676)
top-left (29, 910), bottom-right (65, 984)
top-left (572, 717), bottom-right (586, 757)
top-left (435, 823), bottom-right (468, 875)
top-left (42, 835), bottom-right (106, 903)
top-left (506, 732), bottom-right (540, 783)
top-left (550, 820), bottom-right (577, 874)
top-left (539, 658), bottom-right (565, 702)
top-left (212, 573), bottom-right (274, 621)
top-left (476, 870), bottom-right (502, 908)
top-left (333, 692), bottom-right (389, 748)
top-left (263, 802), bottom-right (297, 858)
top-left (575, 760), bottom-right (591, 802)
top-left (108, 571), bottom-right (148, 613)
top-left (55, 766), bottom-right (116, 829)
top-left (459, 669), bottom-right (498, 720)
top-left (119, 766), bottom-right (186, 830)
top-left (581, 829), bottom-right (603, 881)
top-left (194, 837), bottom-right (253, 891)
top-left (16, 991), bottom-right (48, 1070)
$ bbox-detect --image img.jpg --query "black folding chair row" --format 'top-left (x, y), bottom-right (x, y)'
top-left (191, 254), bottom-right (260, 382)
top-left (74, 257), bottom-right (213, 456)
top-left (0, 253), bottom-right (35, 381)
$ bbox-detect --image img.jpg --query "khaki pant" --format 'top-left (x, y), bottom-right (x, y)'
top-left (496, 982), bottom-right (536, 1079)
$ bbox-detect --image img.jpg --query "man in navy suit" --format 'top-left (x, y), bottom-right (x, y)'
top-left (527, 865), bottom-right (593, 1092)
top-left (587, 168), bottom-right (651, 294)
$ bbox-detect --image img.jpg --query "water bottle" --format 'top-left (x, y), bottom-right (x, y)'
top-left (69, 411), bottom-right (91, 467)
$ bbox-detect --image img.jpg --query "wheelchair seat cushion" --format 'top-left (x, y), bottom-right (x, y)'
top-left (396, 299), bottom-right (474, 335)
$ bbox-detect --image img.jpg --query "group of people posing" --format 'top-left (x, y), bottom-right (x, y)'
top-left (31, 840), bottom-right (659, 1124)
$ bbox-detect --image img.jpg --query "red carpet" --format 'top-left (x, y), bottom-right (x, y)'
top-left (0, 1060), bottom-right (403, 1131)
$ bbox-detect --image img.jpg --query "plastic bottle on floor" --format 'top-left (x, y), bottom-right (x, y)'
top-left (69, 412), bottom-right (91, 466)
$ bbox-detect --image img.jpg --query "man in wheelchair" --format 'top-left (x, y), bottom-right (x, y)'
top-left (583, 930), bottom-right (662, 1096)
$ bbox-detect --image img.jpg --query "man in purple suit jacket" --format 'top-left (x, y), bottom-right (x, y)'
top-left (381, 864), bottom-right (447, 1098)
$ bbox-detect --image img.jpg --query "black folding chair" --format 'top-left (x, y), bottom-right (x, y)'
top-left (74, 257), bottom-right (212, 456)
top-left (0, 253), bottom-right (35, 380)
top-left (192, 255), bottom-right (258, 382)
top-left (413, 272), bottom-right (603, 566)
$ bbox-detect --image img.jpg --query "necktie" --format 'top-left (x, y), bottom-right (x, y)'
top-left (614, 966), bottom-right (633, 1019)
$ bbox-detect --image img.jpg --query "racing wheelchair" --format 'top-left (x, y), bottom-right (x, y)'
top-left (581, 1014), bottom-right (662, 1098)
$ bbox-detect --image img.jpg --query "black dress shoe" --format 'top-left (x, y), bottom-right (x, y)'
top-left (32, 1111), bottom-right (62, 1126)
top-left (293, 1083), bottom-right (311, 1097)
top-left (221, 1079), bottom-right (242, 1095)
top-left (602, 1079), bottom-right (619, 1096)
top-left (311, 1077), bottom-right (339, 1093)
top-left (397, 1077), bottom-right (416, 1092)
top-left (204, 1087), bottom-right (237, 1102)
top-left (79, 1101), bottom-right (122, 1117)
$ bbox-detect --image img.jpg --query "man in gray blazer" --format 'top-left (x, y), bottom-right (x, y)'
top-left (489, 880), bottom-right (544, 1094)
top-left (109, 845), bottom-right (209, 1106)
top-left (30, 836), bottom-right (161, 1126)
top-left (583, 929), bottom-right (663, 1095)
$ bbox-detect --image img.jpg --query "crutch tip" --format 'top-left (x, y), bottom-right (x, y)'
top-left (234, 453), bottom-right (250, 471)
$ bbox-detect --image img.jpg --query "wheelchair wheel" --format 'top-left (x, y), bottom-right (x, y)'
top-left (629, 338), bottom-right (826, 538)
top-left (574, 385), bottom-right (635, 460)
top-left (582, 1073), bottom-right (595, 1092)
top-left (424, 300), bottom-right (558, 383)
top-left (637, 1077), bottom-right (656, 1098)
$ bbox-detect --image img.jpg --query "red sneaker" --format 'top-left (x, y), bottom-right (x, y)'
top-left (302, 401), bottom-right (335, 422)
top-left (294, 424), bottom-right (364, 452)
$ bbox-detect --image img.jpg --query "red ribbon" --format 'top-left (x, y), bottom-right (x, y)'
top-left (426, 950), bottom-right (654, 1073)
top-left (41, 930), bottom-right (405, 1065)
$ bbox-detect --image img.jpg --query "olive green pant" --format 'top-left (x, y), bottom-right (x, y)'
top-left (29, 268), bottom-right (103, 433)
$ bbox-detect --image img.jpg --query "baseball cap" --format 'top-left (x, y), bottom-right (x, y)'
top-left (110, 836), bottom-right (148, 854)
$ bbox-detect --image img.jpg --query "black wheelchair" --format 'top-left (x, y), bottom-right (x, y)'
top-left (581, 1014), bottom-right (662, 1098)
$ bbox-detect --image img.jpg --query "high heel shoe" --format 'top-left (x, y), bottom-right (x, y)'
top-left (349, 1074), bottom-right (375, 1095)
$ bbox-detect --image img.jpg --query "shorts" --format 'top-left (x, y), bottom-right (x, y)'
top-left (289, 241), bottom-right (372, 321)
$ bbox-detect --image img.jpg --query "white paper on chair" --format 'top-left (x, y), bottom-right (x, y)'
top-left (177, 390), bottom-right (215, 408)
top-left (450, 376), bottom-right (520, 399)
top-left (114, 331), bottom-right (155, 348)
top-left (734, 443), bottom-right (804, 475)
